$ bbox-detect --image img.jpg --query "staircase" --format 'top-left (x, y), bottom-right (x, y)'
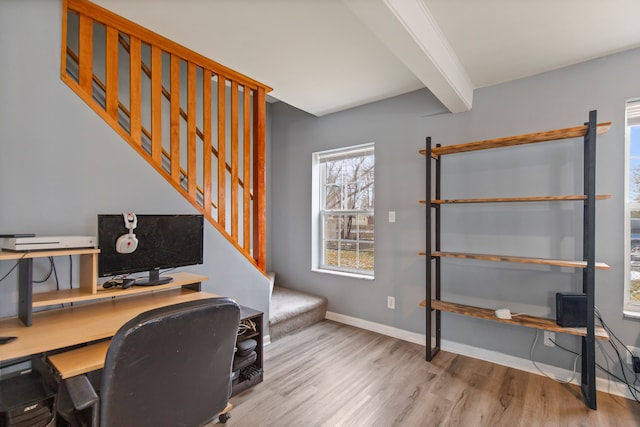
top-left (61, 0), bottom-right (270, 272)
top-left (267, 273), bottom-right (328, 341)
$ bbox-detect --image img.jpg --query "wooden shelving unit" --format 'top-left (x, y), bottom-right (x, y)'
top-left (421, 111), bottom-right (610, 409)
top-left (232, 306), bottom-right (264, 396)
top-left (0, 248), bottom-right (203, 326)
top-left (419, 251), bottom-right (610, 270)
top-left (0, 248), bottom-right (100, 261)
top-left (419, 121), bottom-right (611, 158)
top-left (32, 271), bottom-right (205, 306)
top-left (418, 300), bottom-right (609, 340)
top-left (420, 195), bottom-right (611, 204)
top-left (1, 248), bottom-right (98, 326)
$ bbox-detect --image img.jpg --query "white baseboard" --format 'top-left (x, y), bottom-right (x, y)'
top-left (325, 311), bottom-right (426, 345)
top-left (325, 311), bottom-right (635, 401)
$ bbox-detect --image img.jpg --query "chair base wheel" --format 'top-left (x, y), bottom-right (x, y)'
top-left (219, 413), bottom-right (230, 424)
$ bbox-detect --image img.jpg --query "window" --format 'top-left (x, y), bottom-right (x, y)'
top-left (312, 143), bottom-right (374, 278)
top-left (625, 99), bottom-right (640, 316)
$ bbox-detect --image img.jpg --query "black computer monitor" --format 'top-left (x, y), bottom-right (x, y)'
top-left (97, 214), bottom-right (204, 286)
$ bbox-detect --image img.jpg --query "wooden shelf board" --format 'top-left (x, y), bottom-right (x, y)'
top-left (48, 339), bottom-right (110, 379)
top-left (419, 194), bottom-right (611, 204)
top-left (419, 122), bottom-right (611, 159)
top-left (0, 248), bottom-right (99, 261)
top-left (33, 271), bottom-right (207, 307)
top-left (419, 251), bottom-right (610, 270)
top-left (419, 299), bottom-right (609, 340)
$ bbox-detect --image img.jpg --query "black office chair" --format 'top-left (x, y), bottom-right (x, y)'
top-left (57, 297), bottom-right (240, 427)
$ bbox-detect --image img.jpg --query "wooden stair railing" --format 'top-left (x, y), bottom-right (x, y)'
top-left (61, 0), bottom-right (271, 272)
top-left (66, 45), bottom-right (254, 211)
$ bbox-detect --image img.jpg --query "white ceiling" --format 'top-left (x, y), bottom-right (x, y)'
top-left (93, 0), bottom-right (640, 117)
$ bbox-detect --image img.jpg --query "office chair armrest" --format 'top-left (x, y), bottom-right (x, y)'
top-left (64, 375), bottom-right (99, 410)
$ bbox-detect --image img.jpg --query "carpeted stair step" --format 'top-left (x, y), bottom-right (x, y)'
top-left (269, 286), bottom-right (327, 341)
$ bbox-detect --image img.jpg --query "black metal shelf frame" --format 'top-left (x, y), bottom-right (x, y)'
top-left (424, 111), bottom-right (599, 409)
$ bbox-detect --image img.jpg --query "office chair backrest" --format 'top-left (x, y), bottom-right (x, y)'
top-left (99, 297), bottom-right (240, 427)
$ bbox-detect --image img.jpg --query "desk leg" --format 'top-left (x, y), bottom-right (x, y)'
top-left (18, 258), bottom-right (33, 326)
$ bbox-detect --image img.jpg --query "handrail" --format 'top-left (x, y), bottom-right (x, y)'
top-left (61, 0), bottom-right (269, 272)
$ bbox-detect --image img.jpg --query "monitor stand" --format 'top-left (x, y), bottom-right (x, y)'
top-left (135, 270), bottom-right (173, 286)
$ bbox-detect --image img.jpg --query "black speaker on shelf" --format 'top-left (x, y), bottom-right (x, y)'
top-left (556, 292), bottom-right (587, 327)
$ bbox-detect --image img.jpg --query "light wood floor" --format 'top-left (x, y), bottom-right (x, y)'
top-left (216, 320), bottom-right (640, 426)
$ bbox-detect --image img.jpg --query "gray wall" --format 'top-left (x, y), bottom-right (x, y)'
top-left (271, 89), bottom-right (447, 334)
top-left (270, 48), bottom-right (640, 373)
top-left (0, 1), bottom-right (269, 322)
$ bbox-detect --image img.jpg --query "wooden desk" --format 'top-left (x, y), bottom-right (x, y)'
top-left (0, 286), bottom-right (218, 363)
top-left (46, 287), bottom-right (223, 379)
top-left (50, 296), bottom-right (245, 379)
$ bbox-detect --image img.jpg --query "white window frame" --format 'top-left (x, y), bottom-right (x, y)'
top-left (311, 143), bottom-right (375, 279)
top-left (625, 98), bottom-right (640, 318)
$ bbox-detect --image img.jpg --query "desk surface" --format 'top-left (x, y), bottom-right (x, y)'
top-left (0, 288), bottom-right (220, 362)
top-left (48, 300), bottom-right (259, 379)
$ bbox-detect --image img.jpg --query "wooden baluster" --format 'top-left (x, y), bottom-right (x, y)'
top-left (105, 27), bottom-right (119, 119)
top-left (217, 76), bottom-right (227, 228)
top-left (243, 88), bottom-right (251, 251)
top-left (129, 36), bottom-right (142, 146)
top-left (78, 15), bottom-right (93, 95)
top-left (170, 54), bottom-right (181, 182)
top-left (187, 62), bottom-right (197, 198)
top-left (151, 46), bottom-right (162, 164)
top-left (60, 6), bottom-right (69, 78)
top-left (203, 70), bottom-right (213, 216)
top-left (231, 81), bottom-right (239, 240)
top-left (253, 87), bottom-right (266, 270)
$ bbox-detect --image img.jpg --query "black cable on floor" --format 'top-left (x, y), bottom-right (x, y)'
top-left (549, 312), bottom-right (640, 404)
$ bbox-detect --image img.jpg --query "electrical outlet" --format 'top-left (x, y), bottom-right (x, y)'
top-left (388, 211), bottom-right (396, 223)
top-left (544, 331), bottom-right (556, 347)
top-left (387, 296), bottom-right (395, 309)
top-left (626, 345), bottom-right (640, 364)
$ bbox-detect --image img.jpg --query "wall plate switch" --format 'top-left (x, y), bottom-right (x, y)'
top-left (543, 331), bottom-right (556, 347)
top-left (388, 211), bottom-right (396, 223)
top-left (387, 296), bottom-right (395, 309)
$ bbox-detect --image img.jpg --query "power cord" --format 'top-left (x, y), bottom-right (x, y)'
top-left (551, 337), bottom-right (640, 402)
top-left (1, 253), bottom-right (72, 307)
top-left (68, 255), bottom-right (74, 307)
top-left (594, 307), bottom-right (640, 402)
top-left (594, 307), bottom-right (637, 365)
top-left (0, 252), bottom-right (28, 282)
top-left (32, 257), bottom-right (54, 283)
top-left (545, 308), bottom-right (640, 403)
top-left (52, 257), bottom-right (59, 290)
top-left (238, 319), bottom-right (256, 336)
top-left (529, 329), bottom-right (580, 384)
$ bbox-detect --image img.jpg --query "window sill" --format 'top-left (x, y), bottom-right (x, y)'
top-left (312, 268), bottom-right (374, 281)
top-left (623, 309), bottom-right (640, 320)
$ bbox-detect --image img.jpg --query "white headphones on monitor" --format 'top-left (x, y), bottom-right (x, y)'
top-left (116, 212), bottom-right (138, 254)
